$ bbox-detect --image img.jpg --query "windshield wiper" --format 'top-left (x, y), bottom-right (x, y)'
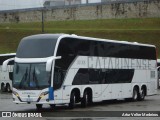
top-left (19, 68), bottom-right (28, 89)
top-left (32, 67), bottom-right (39, 89)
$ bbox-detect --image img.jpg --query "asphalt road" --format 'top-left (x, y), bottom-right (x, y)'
top-left (0, 90), bottom-right (160, 120)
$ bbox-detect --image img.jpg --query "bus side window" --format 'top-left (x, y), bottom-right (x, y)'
top-left (89, 69), bottom-right (99, 84)
top-left (53, 67), bottom-right (64, 90)
top-left (158, 68), bottom-right (160, 79)
top-left (9, 72), bottom-right (13, 81)
top-left (72, 69), bottom-right (89, 85)
top-left (99, 69), bottom-right (106, 84)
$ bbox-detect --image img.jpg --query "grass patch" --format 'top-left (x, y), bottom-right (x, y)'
top-left (0, 18), bottom-right (160, 57)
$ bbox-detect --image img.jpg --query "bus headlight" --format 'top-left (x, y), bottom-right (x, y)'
top-left (12, 91), bottom-right (19, 97)
top-left (39, 91), bottom-right (49, 98)
top-left (12, 91), bottom-right (22, 102)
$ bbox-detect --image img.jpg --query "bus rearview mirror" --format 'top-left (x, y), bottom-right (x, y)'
top-left (2, 58), bottom-right (15, 72)
top-left (46, 59), bottom-right (53, 72)
top-left (46, 56), bottom-right (62, 72)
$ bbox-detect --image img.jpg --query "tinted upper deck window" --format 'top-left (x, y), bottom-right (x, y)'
top-left (16, 35), bottom-right (58, 58)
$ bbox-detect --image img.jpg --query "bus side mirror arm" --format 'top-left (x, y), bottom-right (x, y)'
top-left (2, 58), bottom-right (15, 72)
top-left (46, 56), bottom-right (62, 72)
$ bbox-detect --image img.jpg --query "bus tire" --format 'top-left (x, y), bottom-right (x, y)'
top-left (6, 84), bottom-right (11, 92)
top-left (69, 91), bottom-right (76, 109)
top-left (50, 104), bottom-right (56, 109)
top-left (81, 90), bottom-right (89, 108)
top-left (138, 87), bottom-right (146, 101)
top-left (36, 104), bottom-right (43, 110)
top-left (132, 87), bottom-right (138, 101)
top-left (1, 84), bottom-right (6, 92)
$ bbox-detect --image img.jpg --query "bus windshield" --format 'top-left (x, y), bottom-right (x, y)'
top-left (13, 63), bottom-right (50, 90)
top-left (16, 35), bottom-right (58, 58)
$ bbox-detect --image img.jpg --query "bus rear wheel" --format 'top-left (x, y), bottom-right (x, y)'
top-left (69, 91), bottom-right (76, 109)
top-left (81, 90), bottom-right (90, 108)
top-left (132, 87), bottom-right (138, 101)
top-left (138, 87), bottom-right (146, 101)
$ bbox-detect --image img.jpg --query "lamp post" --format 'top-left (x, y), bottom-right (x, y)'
top-left (42, 0), bottom-right (48, 33)
top-left (42, 8), bottom-right (44, 33)
top-left (86, 0), bottom-right (88, 4)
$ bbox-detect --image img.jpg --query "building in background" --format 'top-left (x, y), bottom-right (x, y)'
top-left (0, 0), bottom-right (103, 11)
top-left (44, 0), bottom-right (65, 7)
top-left (0, 0), bottom-right (44, 11)
top-left (65, 0), bottom-right (81, 5)
top-left (101, 0), bottom-right (117, 2)
top-left (44, 0), bottom-right (81, 7)
top-left (84, 0), bottom-right (101, 4)
top-left (44, 0), bottom-right (101, 7)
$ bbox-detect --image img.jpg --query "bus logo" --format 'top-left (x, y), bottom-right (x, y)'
top-left (2, 112), bottom-right (11, 117)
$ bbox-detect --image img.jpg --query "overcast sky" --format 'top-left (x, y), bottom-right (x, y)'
top-left (0, 0), bottom-right (101, 11)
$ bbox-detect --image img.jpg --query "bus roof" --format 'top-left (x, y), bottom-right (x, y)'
top-left (66, 34), bottom-right (155, 48)
top-left (24, 34), bottom-right (156, 48)
top-left (22, 34), bottom-right (63, 41)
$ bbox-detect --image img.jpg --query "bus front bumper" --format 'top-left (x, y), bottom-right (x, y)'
top-left (12, 93), bottom-right (54, 104)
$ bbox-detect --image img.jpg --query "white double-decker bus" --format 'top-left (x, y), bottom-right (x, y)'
top-left (10, 34), bottom-right (157, 109)
top-left (0, 53), bottom-right (16, 92)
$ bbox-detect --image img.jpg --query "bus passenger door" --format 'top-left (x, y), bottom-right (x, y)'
top-left (53, 67), bottom-right (63, 104)
top-left (54, 89), bottom-right (63, 104)
top-left (62, 69), bottom-right (77, 104)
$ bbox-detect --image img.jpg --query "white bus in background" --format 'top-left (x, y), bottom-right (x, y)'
top-left (157, 59), bottom-right (160, 88)
top-left (6, 34), bottom-right (157, 109)
top-left (157, 59), bottom-right (160, 67)
top-left (0, 53), bottom-right (16, 92)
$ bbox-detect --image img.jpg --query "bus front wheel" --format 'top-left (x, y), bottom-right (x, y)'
top-left (50, 104), bottom-right (56, 109)
top-left (36, 104), bottom-right (43, 110)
